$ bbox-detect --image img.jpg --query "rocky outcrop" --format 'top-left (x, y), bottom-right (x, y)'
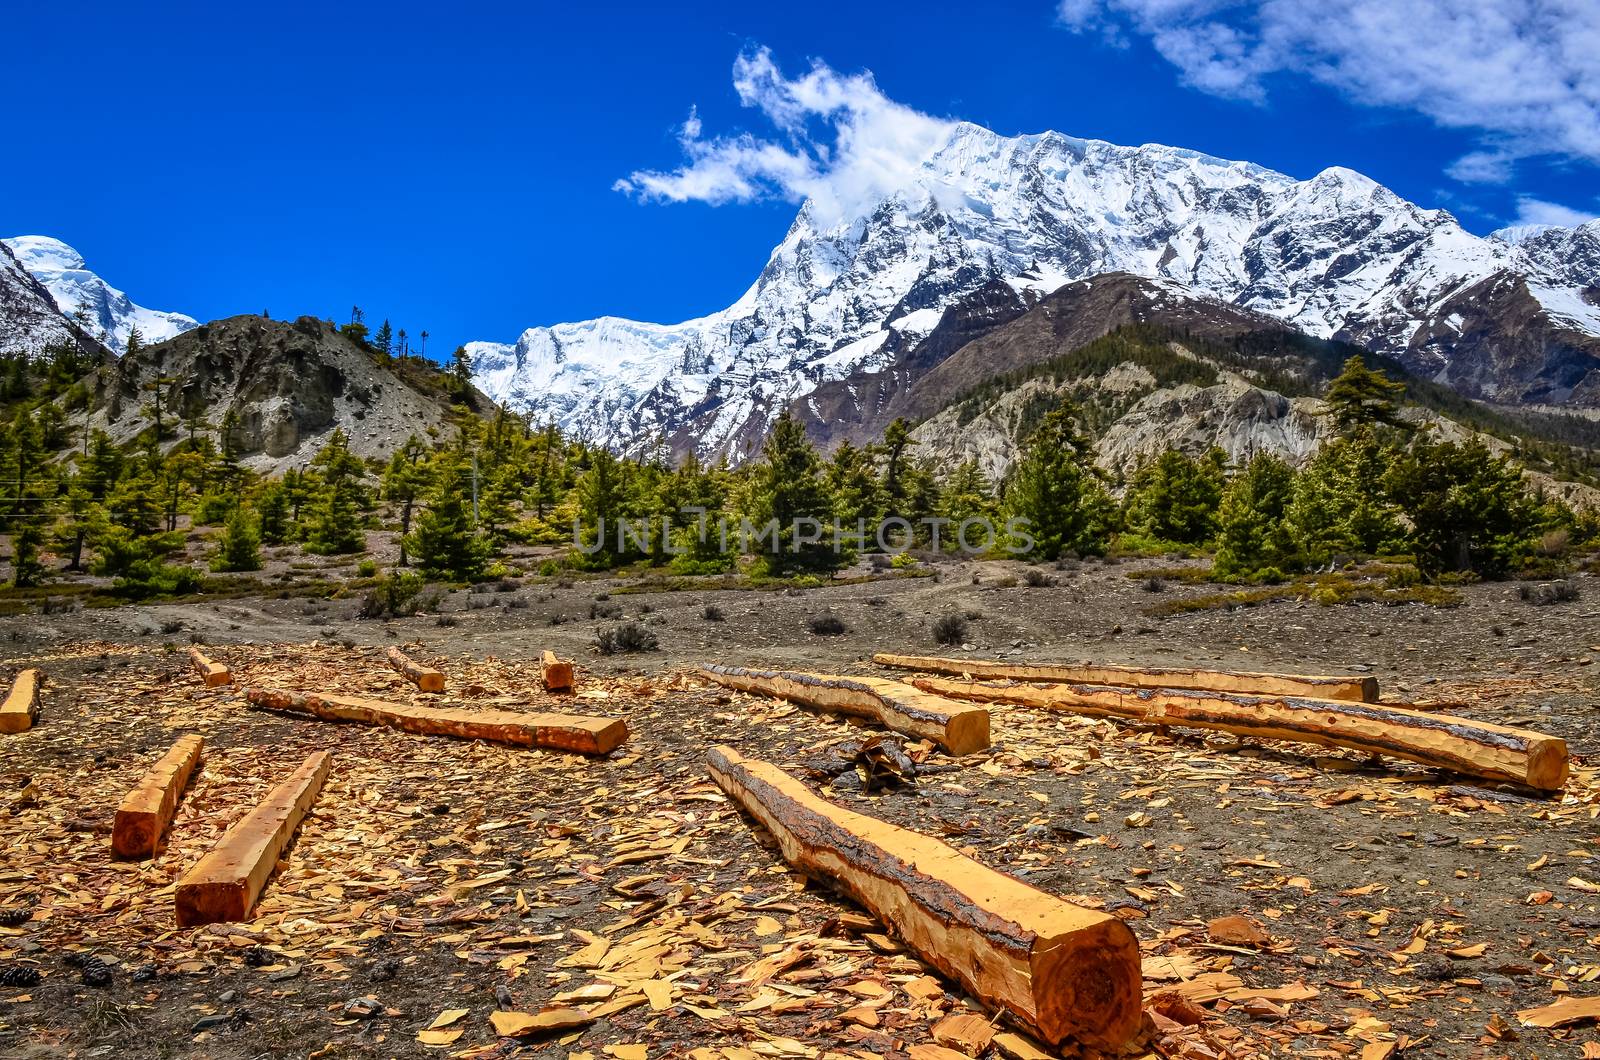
top-left (78, 315), bottom-right (491, 470)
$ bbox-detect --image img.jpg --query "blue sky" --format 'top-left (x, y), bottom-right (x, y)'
top-left (4, 0), bottom-right (1596, 358)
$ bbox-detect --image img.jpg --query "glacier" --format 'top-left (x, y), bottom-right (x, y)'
top-left (468, 123), bottom-right (1600, 458)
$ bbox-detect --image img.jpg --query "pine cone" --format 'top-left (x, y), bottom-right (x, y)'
top-left (63, 952), bottom-right (91, 968)
top-left (243, 945), bottom-right (272, 967)
top-left (81, 958), bottom-right (112, 988)
top-left (0, 965), bottom-right (41, 988)
top-left (0, 908), bottom-right (31, 927)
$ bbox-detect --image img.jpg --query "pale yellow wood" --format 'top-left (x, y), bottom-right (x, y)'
top-left (874, 651), bottom-right (1379, 702)
top-left (246, 687), bottom-right (628, 755)
top-left (917, 676), bottom-right (1568, 791)
top-left (706, 745), bottom-right (1142, 1049)
top-left (0, 669), bottom-right (41, 734)
top-left (699, 665), bottom-right (990, 755)
top-left (188, 646), bottom-right (231, 687)
top-left (386, 646), bottom-right (444, 692)
top-left (113, 734), bottom-right (204, 858)
top-left (541, 650), bottom-right (575, 693)
top-left (175, 751), bottom-right (331, 926)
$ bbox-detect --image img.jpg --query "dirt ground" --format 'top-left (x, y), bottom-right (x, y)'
top-left (0, 555), bottom-right (1597, 1059)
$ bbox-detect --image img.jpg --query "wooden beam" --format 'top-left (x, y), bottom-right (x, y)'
top-left (387, 646), bottom-right (444, 692)
top-left (915, 676), bottom-right (1568, 791)
top-left (699, 665), bottom-right (990, 755)
top-left (245, 688), bottom-right (628, 755)
top-left (175, 750), bottom-right (332, 926)
top-left (113, 734), bottom-right (204, 859)
top-left (706, 746), bottom-right (1142, 1050)
top-left (874, 652), bottom-right (1378, 703)
top-left (0, 669), bottom-right (41, 734)
top-left (541, 650), bottom-right (575, 693)
top-left (188, 647), bottom-right (231, 687)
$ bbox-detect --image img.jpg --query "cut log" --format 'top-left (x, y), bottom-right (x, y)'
top-left (541, 650), bottom-right (575, 693)
top-left (0, 669), bottom-right (41, 734)
top-left (874, 652), bottom-right (1378, 703)
top-left (699, 665), bottom-right (989, 755)
top-left (175, 750), bottom-right (332, 926)
top-left (246, 688), bottom-right (628, 755)
top-left (386, 646), bottom-right (444, 692)
top-left (188, 647), bottom-right (231, 687)
top-left (915, 676), bottom-right (1568, 791)
top-left (706, 746), bottom-right (1141, 1049)
top-left (113, 734), bottom-right (204, 858)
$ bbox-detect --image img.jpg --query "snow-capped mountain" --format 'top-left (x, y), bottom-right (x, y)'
top-left (0, 240), bottom-right (101, 360)
top-left (1, 235), bottom-right (197, 354)
top-left (469, 123), bottom-right (1600, 457)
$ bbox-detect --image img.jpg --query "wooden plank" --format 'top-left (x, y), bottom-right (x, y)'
top-left (113, 734), bottom-right (204, 859)
top-left (699, 665), bottom-right (989, 755)
top-left (175, 751), bottom-right (332, 926)
top-left (0, 669), bottom-right (41, 734)
top-left (915, 676), bottom-right (1568, 791)
top-left (541, 650), bottom-right (575, 693)
top-left (706, 746), bottom-right (1142, 1049)
top-left (245, 688), bottom-right (628, 755)
top-left (874, 652), bottom-right (1379, 703)
top-left (387, 646), bottom-right (444, 692)
top-left (188, 646), bottom-right (231, 687)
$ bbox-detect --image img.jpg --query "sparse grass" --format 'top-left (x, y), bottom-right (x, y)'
top-left (808, 613), bottom-right (848, 636)
top-left (703, 604), bottom-right (725, 622)
top-left (595, 621), bottom-right (658, 654)
top-left (1022, 568), bottom-right (1056, 588)
top-left (1144, 572), bottom-right (1463, 616)
top-left (1121, 565), bottom-right (1211, 585)
top-left (589, 601), bottom-right (623, 620)
top-left (932, 613), bottom-right (968, 646)
top-left (1520, 580), bottom-right (1581, 605)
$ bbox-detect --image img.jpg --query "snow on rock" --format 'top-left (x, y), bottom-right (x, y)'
top-left (2, 235), bottom-right (197, 354)
top-left (471, 122), bottom-right (1600, 458)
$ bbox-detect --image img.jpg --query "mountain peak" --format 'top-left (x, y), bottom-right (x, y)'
top-left (1, 234), bottom-right (197, 354)
top-left (469, 122), bottom-right (1600, 458)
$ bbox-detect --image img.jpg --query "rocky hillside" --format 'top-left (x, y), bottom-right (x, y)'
top-left (469, 123), bottom-right (1600, 459)
top-left (74, 315), bottom-right (493, 471)
top-left (0, 241), bottom-right (105, 361)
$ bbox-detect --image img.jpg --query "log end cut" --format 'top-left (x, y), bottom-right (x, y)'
top-left (1526, 735), bottom-right (1571, 792)
top-left (175, 880), bottom-right (251, 928)
top-left (541, 650), bottom-right (575, 693)
top-left (0, 669), bottom-right (41, 734)
top-left (1030, 916), bottom-right (1144, 1049)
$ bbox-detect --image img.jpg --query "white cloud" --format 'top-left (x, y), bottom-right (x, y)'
top-left (1513, 196), bottom-right (1600, 228)
top-left (614, 48), bottom-right (954, 226)
top-left (1058, 0), bottom-right (1600, 183)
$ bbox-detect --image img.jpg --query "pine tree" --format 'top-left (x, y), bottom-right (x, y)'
top-left (1214, 453), bottom-right (1300, 580)
top-left (11, 520), bottom-right (43, 587)
top-left (212, 505), bottom-right (262, 572)
top-left (373, 319), bottom-right (394, 359)
top-left (1288, 428), bottom-right (1404, 566)
top-left (576, 448), bottom-right (633, 566)
top-left (54, 471), bottom-right (93, 571)
top-left (827, 442), bottom-right (883, 532)
top-left (256, 483), bottom-right (291, 545)
top-left (302, 431), bottom-right (368, 554)
top-left (405, 456), bottom-right (491, 581)
top-left (1385, 435), bottom-right (1538, 577)
top-left (938, 459), bottom-right (995, 532)
top-left (1004, 404), bottom-right (1108, 561)
top-left (750, 411), bottom-right (839, 574)
top-left (382, 436), bottom-right (433, 566)
top-left (880, 418), bottom-right (915, 518)
top-left (1122, 448), bottom-right (1226, 546)
top-left (1325, 354), bottom-right (1408, 434)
